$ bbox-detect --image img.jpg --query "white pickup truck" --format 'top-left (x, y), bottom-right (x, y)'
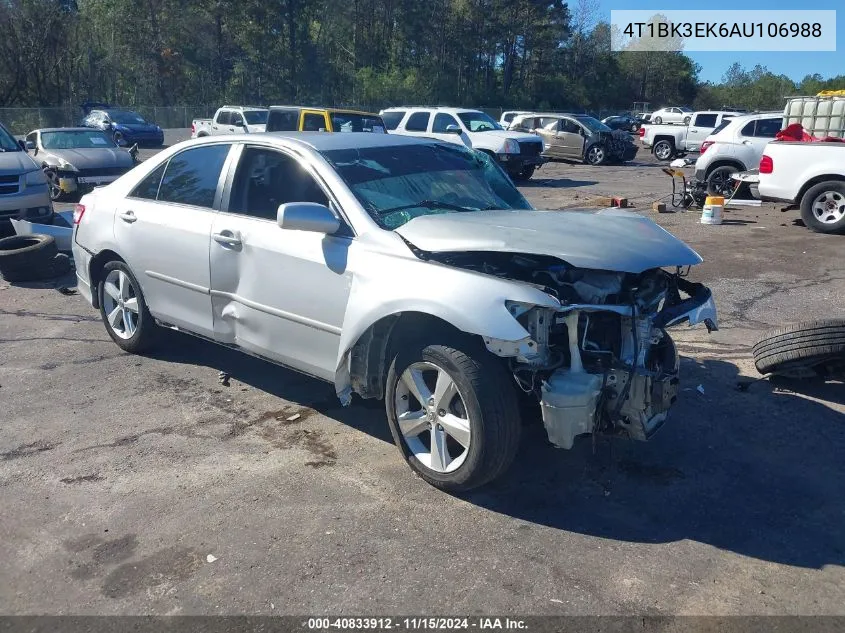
top-left (191, 106), bottom-right (268, 138)
top-left (758, 141), bottom-right (845, 234)
top-left (642, 111), bottom-right (737, 160)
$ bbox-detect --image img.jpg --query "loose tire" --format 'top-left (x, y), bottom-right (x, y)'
top-left (653, 139), bottom-right (675, 161)
top-left (97, 261), bottom-right (156, 353)
top-left (385, 338), bottom-right (521, 492)
top-left (0, 234), bottom-right (58, 281)
top-left (753, 320), bottom-right (845, 378)
top-left (799, 180), bottom-right (845, 234)
top-left (585, 144), bottom-right (607, 166)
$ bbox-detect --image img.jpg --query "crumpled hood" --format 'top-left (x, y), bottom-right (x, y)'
top-left (43, 148), bottom-right (134, 170)
top-left (395, 208), bottom-right (702, 274)
top-left (0, 150), bottom-right (40, 176)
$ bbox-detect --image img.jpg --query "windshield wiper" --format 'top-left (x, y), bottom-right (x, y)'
top-left (374, 199), bottom-right (495, 216)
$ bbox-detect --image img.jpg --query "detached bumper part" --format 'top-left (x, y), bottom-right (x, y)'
top-left (606, 368), bottom-right (679, 441)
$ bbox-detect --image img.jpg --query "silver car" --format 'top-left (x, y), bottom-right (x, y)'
top-left (72, 133), bottom-right (717, 491)
top-left (24, 128), bottom-right (135, 201)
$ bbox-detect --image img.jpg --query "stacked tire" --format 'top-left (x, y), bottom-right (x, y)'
top-left (0, 235), bottom-right (71, 282)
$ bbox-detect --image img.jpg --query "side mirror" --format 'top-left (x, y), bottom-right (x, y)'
top-left (277, 202), bottom-right (340, 234)
top-left (444, 124), bottom-right (462, 135)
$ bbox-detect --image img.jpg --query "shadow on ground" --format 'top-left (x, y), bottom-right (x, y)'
top-left (144, 331), bottom-right (844, 570)
top-left (522, 178), bottom-right (599, 188)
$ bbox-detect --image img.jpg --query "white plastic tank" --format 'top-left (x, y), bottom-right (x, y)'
top-left (784, 96), bottom-right (845, 138)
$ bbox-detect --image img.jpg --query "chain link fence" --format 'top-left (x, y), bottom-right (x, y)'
top-left (1, 105), bottom-right (628, 135)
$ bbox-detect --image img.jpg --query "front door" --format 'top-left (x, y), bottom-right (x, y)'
top-left (301, 110), bottom-right (329, 132)
top-left (209, 144), bottom-right (353, 381)
top-left (113, 143), bottom-right (233, 337)
top-left (557, 118), bottom-right (586, 159)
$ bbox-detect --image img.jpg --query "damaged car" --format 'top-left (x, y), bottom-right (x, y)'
top-left (24, 128), bottom-right (137, 201)
top-left (512, 113), bottom-right (638, 165)
top-left (73, 133), bottom-right (716, 492)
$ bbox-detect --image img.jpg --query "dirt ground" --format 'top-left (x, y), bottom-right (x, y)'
top-left (1, 135), bottom-right (843, 616)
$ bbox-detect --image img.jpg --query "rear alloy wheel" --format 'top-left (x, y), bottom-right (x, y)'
top-left (98, 261), bottom-right (156, 353)
top-left (683, 116), bottom-right (691, 125)
top-left (585, 144), bottom-right (606, 165)
top-left (385, 340), bottom-right (520, 491)
top-left (653, 140), bottom-right (674, 161)
top-left (654, 116), bottom-right (663, 124)
top-left (800, 181), bottom-right (845, 234)
top-left (706, 165), bottom-right (742, 198)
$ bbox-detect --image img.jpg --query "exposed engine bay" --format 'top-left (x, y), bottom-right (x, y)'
top-left (427, 250), bottom-right (718, 449)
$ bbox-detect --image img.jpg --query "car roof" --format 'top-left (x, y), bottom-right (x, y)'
top-left (268, 106), bottom-right (380, 116)
top-left (187, 131), bottom-right (441, 152)
top-left (381, 106), bottom-right (485, 115)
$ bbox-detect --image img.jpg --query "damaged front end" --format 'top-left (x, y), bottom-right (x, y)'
top-left (430, 251), bottom-right (717, 449)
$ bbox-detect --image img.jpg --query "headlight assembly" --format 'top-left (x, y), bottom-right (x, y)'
top-left (502, 139), bottom-right (520, 154)
top-left (24, 170), bottom-right (47, 185)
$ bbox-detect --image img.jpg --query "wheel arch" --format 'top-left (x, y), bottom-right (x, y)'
top-left (797, 174), bottom-right (845, 203)
top-left (88, 249), bottom-right (125, 309)
top-left (704, 159), bottom-right (746, 179)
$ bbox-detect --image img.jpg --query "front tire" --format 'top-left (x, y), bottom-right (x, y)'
top-left (385, 338), bottom-right (521, 492)
top-left (585, 144), bottom-right (607, 165)
top-left (97, 261), bottom-right (156, 353)
top-left (513, 165), bottom-right (536, 180)
top-left (800, 181), bottom-right (845, 234)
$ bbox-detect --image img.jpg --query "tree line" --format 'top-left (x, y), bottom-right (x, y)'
top-left (1, 0), bottom-right (843, 114)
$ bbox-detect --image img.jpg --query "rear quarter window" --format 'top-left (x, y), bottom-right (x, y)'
top-left (381, 111), bottom-right (405, 131)
top-left (404, 112), bottom-right (431, 132)
top-left (156, 144), bottom-right (231, 208)
top-left (693, 113), bottom-right (717, 127)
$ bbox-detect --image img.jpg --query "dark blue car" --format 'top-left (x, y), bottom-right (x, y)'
top-left (80, 102), bottom-right (164, 147)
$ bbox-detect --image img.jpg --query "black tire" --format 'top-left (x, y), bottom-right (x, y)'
top-left (0, 234), bottom-right (58, 281)
top-left (97, 260), bottom-right (157, 353)
top-left (654, 116), bottom-right (663, 124)
top-left (683, 116), bottom-right (691, 125)
top-left (514, 165), bottom-right (536, 180)
top-left (753, 320), bottom-right (845, 378)
top-left (384, 337), bottom-right (521, 492)
top-left (653, 139), bottom-right (675, 161)
top-left (706, 165), bottom-right (744, 198)
top-left (585, 144), bottom-right (607, 166)
top-left (799, 180), bottom-right (845, 234)
top-left (113, 131), bottom-right (125, 146)
top-left (630, 123), bottom-right (639, 133)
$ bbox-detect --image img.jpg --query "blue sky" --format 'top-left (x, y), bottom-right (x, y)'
top-left (597, 0), bottom-right (843, 83)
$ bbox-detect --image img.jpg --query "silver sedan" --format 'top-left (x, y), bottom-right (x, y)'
top-left (72, 132), bottom-right (717, 491)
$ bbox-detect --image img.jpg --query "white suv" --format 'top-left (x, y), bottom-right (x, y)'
top-left (694, 112), bottom-right (784, 196)
top-left (380, 107), bottom-right (547, 180)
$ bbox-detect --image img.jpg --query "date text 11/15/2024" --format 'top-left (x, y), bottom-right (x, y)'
top-left (306, 617), bottom-right (528, 630)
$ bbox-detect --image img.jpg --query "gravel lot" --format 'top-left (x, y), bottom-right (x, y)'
top-left (1, 132), bottom-right (843, 616)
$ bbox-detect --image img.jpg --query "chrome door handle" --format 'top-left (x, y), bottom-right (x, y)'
top-left (118, 211), bottom-right (137, 223)
top-left (742, 140), bottom-right (752, 145)
top-left (213, 232), bottom-right (242, 247)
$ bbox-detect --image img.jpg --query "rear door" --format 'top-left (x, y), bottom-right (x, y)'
top-left (113, 143), bottom-right (234, 337)
top-left (737, 117), bottom-right (782, 167)
top-left (212, 109), bottom-right (231, 134)
top-left (400, 111), bottom-right (432, 138)
top-left (558, 117), bottom-right (586, 159)
top-left (209, 144), bottom-right (353, 380)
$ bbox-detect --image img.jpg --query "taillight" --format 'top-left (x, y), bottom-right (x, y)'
top-left (638, 127), bottom-right (645, 137)
top-left (700, 140), bottom-right (713, 154)
top-left (191, 123), bottom-right (195, 134)
top-left (760, 155), bottom-right (773, 174)
top-left (73, 204), bottom-right (86, 224)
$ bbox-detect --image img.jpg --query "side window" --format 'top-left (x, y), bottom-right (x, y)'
top-left (381, 111), bottom-right (405, 131)
top-left (561, 119), bottom-right (580, 134)
top-left (266, 109), bottom-right (299, 132)
top-left (302, 113), bottom-right (326, 131)
top-left (26, 132), bottom-right (37, 147)
top-left (231, 112), bottom-right (244, 126)
top-left (740, 121), bottom-right (756, 137)
top-left (216, 110), bottom-right (231, 125)
top-left (693, 113), bottom-right (717, 127)
top-left (432, 113), bottom-right (461, 133)
top-left (227, 147), bottom-right (330, 221)
top-left (542, 118), bottom-right (560, 132)
top-left (755, 118), bottom-right (782, 138)
top-left (404, 111), bottom-right (431, 132)
top-left (157, 144), bottom-right (231, 208)
top-left (129, 162), bottom-right (167, 200)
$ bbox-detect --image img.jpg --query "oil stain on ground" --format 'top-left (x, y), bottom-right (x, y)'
top-left (100, 546), bottom-right (203, 598)
top-left (1, 440), bottom-right (57, 460)
top-left (60, 473), bottom-right (104, 484)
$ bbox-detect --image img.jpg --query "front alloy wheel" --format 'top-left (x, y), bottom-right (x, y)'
top-left (586, 144), bottom-right (606, 165)
top-left (43, 168), bottom-right (63, 201)
top-left (385, 340), bottom-right (520, 491)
